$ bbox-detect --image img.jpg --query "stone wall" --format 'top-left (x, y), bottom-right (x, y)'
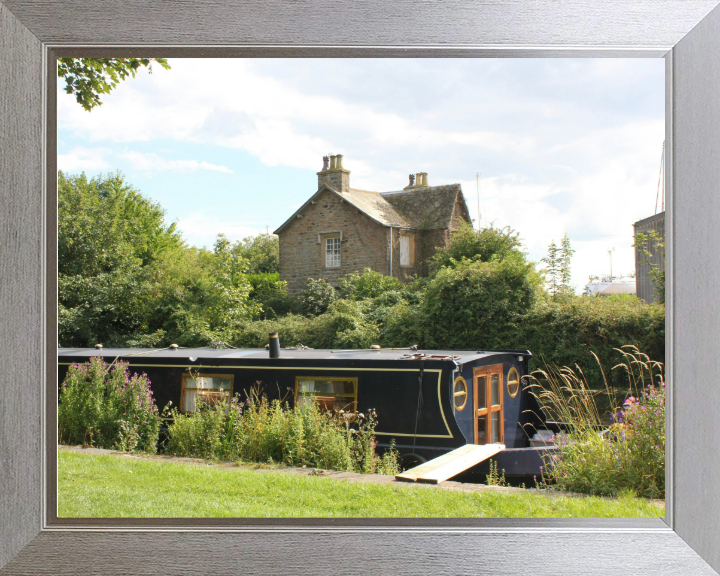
top-left (417, 228), bottom-right (450, 276)
top-left (279, 189), bottom-right (391, 293)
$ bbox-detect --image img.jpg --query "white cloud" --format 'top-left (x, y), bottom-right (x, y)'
top-left (119, 151), bottom-right (233, 174)
top-left (58, 147), bottom-right (112, 172)
top-left (176, 212), bottom-right (265, 249)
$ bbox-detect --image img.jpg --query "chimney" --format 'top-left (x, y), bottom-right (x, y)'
top-left (268, 332), bottom-right (281, 358)
top-left (317, 153), bottom-right (350, 193)
top-left (416, 172), bottom-right (428, 186)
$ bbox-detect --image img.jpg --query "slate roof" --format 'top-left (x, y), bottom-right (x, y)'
top-left (274, 183), bottom-right (469, 234)
top-left (343, 187), bottom-right (410, 227)
top-left (382, 184), bottom-right (466, 230)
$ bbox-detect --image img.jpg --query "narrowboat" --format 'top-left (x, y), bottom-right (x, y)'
top-left (58, 338), bottom-right (556, 479)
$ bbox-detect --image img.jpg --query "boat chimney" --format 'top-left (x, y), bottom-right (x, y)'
top-left (268, 332), bottom-right (281, 358)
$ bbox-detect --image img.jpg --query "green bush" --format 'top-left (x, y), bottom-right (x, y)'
top-left (247, 272), bottom-right (300, 319)
top-left (428, 221), bottom-right (525, 275)
top-left (230, 299), bottom-right (379, 350)
top-left (338, 268), bottom-right (405, 300)
top-left (520, 296), bottom-right (665, 389)
top-left (165, 392), bottom-right (399, 475)
top-left (301, 278), bottom-right (338, 316)
top-left (58, 358), bottom-right (160, 452)
top-left (532, 348), bottom-right (665, 498)
top-left (423, 255), bottom-right (543, 349)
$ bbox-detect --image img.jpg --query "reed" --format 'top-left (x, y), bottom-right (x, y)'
top-left (526, 346), bottom-right (665, 498)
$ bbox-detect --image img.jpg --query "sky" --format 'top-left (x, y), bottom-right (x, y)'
top-left (58, 58), bottom-right (665, 292)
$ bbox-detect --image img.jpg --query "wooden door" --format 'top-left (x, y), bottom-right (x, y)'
top-left (473, 364), bottom-right (504, 445)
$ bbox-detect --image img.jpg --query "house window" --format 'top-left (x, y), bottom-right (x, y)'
top-left (295, 377), bottom-right (358, 413)
top-left (180, 373), bottom-right (233, 413)
top-left (400, 234), bottom-right (415, 267)
top-left (325, 237), bottom-right (341, 268)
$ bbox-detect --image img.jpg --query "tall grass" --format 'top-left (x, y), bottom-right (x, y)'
top-left (527, 346), bottom-right (665, 498)
top-left (164, 389), bottom-right (400, 475)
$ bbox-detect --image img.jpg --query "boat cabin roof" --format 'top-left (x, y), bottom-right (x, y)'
top-left (58, 347), bottom-right (531, 366)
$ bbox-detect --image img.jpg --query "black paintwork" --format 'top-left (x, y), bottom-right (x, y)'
top-left (58, 347), bottom-right (552, 476)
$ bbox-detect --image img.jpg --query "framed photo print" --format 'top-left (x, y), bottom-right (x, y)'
top-left (1, 1), bottom-right (720, 574)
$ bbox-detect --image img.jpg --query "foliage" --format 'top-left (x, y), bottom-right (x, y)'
top-left (165, 391), bottom-right (399, 475)
top-left (520, 296), bottom-right (664, 390)
top-left (239, 233), bottom-right (280, 274)
top-left (58, 358), bottom-right (160, 452)
top-left (428, 221), bottom-right (525, 275)
top-left (560, 234), bottom-right (575, 293)
top-left (210, 234), bottom-right (261, 323)
top-left (301, 278), bottom-right (338, 316)
top-left (338, 268), bottom-right (405, 300)
top-left (485, 460), bottom-right (509, 487)
top-left (58, 58), bottom-right (171, 111)
top-left (541, 239), bottom-right (560, 297)
top-left (230, 299), bottom-right (380, 351)
top-left (58, 171), bottom-right (181, 346)
top-left (542, 233), bottom-right (574, 298)
top-left (59, 171), bottom-right (183, 275)
top-left (422, 255), bottom-right (543, 349)
top-left (247, 272), bottom-right (299, 319)
top-left (633, 230), bottom-right (665, 303)
top-left (58, 172), bottom-right (260, 348)
top-left (529, 347), bottom-right (665, 498)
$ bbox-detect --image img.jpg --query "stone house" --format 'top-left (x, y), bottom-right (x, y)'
top-left (274, 154), bottom-right (471, 293)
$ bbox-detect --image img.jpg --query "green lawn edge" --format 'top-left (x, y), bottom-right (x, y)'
top-left (59, 451), bottom-right (663, 518)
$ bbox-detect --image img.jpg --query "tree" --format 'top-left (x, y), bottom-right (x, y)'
top-left (559, 233), bottom-right (576, 295)
top-left (239, 233), bottom-right (279, 274)
top-left (542, 233), bottom-right (574, 298)
top-left (542, 239), bottom-right (561, 297)
top-left (428, 220), bottom-right (525, 275)
top-left (58, 58), bottom-right (171, 111)
top-left (58, 171), bottom-right (184, 346)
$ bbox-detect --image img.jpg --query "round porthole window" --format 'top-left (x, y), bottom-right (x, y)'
top-left (453, 376), bottom-right (468, 411)
top-left (507, 368), bottom-right (520, 398)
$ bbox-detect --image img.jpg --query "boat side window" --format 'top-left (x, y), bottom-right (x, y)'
top-left (295, 377), bottom-right (358, 413)
top-left (453, 376), bottom-right (468, 411)
top-left (180, 373), bottom-right (233, 413)
top-left (507, 367), bottom-right (520, 398)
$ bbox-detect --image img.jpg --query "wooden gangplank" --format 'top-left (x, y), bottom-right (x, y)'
top-left (395, 443), bottom-right (505, 484)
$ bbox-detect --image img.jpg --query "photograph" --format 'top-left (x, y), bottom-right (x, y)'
top-left (56, 57), bottom-right (666, 519)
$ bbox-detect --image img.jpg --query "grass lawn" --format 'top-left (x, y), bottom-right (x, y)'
top-left (58, 451), bottom-right (664, 518)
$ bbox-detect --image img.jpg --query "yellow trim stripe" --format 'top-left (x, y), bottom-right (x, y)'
top-left (376, 371), bottom-right (453, 439)
top-left (58, 363), bottom-right (454, 439)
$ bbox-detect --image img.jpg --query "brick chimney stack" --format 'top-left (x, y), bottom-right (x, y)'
top-left (404, 171), bottom-right (429, 189)
top-left (318, 154), bottom-right (350, 193)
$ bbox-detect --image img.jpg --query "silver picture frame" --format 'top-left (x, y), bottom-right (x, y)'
top-left (2, 1), bottom-right (720, 573)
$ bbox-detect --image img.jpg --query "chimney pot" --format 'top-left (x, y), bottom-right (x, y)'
top-left (268, 332), bottom-right (281, 358)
